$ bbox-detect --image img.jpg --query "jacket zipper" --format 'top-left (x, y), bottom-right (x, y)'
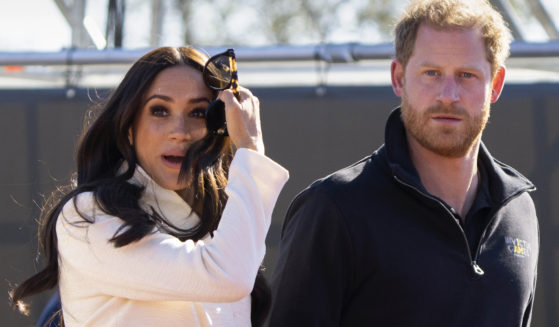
top-left (394, 175), bottom-right (484, 276)
top-left (395, 175), bottom-right (535, 276)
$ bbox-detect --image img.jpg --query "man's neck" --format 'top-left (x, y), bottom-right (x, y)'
top-left (408, 137), bottom-right (480, 220)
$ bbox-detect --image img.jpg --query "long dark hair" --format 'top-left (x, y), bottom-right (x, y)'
top-left (10, 46), bottom-right (271, 326)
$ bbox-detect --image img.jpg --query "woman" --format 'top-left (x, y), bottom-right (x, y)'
top-left (11, 46), bottom-right (289, 326)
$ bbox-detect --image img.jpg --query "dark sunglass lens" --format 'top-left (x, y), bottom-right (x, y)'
top-left (205, 99), bottom-right (228, 135)
top-left (204, 54), bottom-right (232, 90)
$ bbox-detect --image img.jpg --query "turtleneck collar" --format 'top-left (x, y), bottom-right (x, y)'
top-left (128, 164), bottom-right (201, 231)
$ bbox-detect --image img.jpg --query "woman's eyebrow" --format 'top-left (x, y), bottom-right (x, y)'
top-left (143, 94), bottom-right (173, 106)
top-left (189, 96), bottom-right (211, 104)
top-left (144, 95), bottom-right (211, 106)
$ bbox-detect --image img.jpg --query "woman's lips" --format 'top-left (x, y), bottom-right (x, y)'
top-left (162, 155), bottom-right (184, 169)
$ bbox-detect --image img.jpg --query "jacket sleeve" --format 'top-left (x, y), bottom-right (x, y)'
top-left (269, 185), bottom-right (354, 326)
top-left (56, 149), bottom-right (288, 303)
top-left (522, 239), bottom-right (539, 326)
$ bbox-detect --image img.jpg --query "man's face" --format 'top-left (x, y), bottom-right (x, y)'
top-left (391, 24), bottom-right (505, 158)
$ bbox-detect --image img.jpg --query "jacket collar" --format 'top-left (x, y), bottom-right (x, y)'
top-left (383, 107), bottom-right (535, 204)
top-left (384, 107), bottom-right (424, 191)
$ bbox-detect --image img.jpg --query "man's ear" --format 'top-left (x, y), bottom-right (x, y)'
top-left (490, 66), bottom-right (506, 103)
top-left (391, 59), bottom-right (404, 97)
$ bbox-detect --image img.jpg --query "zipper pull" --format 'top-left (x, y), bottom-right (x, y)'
top-left (472, 261), bottom-right (485, 276)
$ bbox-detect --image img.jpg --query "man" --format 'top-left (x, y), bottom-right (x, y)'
top-left (269, 0), bottom-right (539, 326)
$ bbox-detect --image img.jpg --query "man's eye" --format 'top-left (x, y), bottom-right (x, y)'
top-left (425, 70), bottom-right (438, 77)
top-left (461, 72), bottom-right (474, 78)
top-left (190, 108), bottom-right (207, 119)
top-left (150, 105), bottom-right (168, 117)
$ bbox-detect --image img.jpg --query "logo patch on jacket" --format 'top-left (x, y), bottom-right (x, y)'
top-left (505, 237), bottom-right (531, 258)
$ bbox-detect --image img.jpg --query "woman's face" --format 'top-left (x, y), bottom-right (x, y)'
top-left (132, 65), bottom-right (212, 190)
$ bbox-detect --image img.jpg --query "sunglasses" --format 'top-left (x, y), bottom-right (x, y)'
top-left (203, 49), bottom-right (239, 135)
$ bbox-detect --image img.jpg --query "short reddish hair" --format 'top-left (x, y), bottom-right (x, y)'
top-left (394, 0), bottom-right (511, 75)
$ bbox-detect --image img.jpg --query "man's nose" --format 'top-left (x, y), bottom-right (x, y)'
top-left (436, 76), bottom-right (460, 105)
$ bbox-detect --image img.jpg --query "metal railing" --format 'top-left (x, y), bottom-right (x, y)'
top-left (1, 41), bottom-right (559, 66)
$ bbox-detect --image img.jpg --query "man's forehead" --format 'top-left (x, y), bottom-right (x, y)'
top-left (409, 25), bottom-right (489, 66)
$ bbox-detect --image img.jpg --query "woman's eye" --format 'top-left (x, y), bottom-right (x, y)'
top-left (190, 108), bottom-right (207, 119)
top-left (150, 105), bottom-right (168, 117)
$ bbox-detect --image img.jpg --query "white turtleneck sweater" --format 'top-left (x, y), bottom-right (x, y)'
top-left (56, 149), bottom-right (289, 326)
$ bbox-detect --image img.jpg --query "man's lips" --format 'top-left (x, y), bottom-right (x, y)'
top-left (432, 114), bottom-right (462, 123)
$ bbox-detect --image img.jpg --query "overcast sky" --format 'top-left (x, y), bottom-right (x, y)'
top-left (1, 0), bottom-right (558, 52)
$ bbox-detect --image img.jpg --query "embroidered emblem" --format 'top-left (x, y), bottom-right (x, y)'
top-left (505, 237), bottom-right (531, 258)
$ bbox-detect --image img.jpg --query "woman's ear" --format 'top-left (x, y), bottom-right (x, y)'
top-left (128, 128), bottom-right (134, 146)
top-left (391, 60), bottom-right (404, 97)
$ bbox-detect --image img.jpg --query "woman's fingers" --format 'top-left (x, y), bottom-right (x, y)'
top-left (217, 86), bottom-right (265, 154)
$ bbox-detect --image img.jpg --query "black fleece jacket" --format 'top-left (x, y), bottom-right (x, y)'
top-left (269, 108), bottom-right (539, 327)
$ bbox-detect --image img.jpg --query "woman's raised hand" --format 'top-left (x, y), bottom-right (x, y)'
top-left (218, 86), bottom-right (265, 154)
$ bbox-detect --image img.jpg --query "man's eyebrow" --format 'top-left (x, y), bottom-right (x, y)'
top-left (417, 61), bottom-right (442, 68)
top-left (418, 61), bottom-right (484, 73)
top-left (459, 65), bottom-right (485, 74)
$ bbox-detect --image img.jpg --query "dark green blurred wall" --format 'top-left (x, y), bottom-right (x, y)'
top-left (1, 83), bottom-right (557, 326)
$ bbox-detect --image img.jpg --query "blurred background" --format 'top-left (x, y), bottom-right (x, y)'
top-left (1, 0), bottom-right (558, 326)
top-left (2, 0), bottom-right (559, 50)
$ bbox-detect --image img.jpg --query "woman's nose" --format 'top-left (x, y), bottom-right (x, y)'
top-left (168, 116), bottom-right (190, 142)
